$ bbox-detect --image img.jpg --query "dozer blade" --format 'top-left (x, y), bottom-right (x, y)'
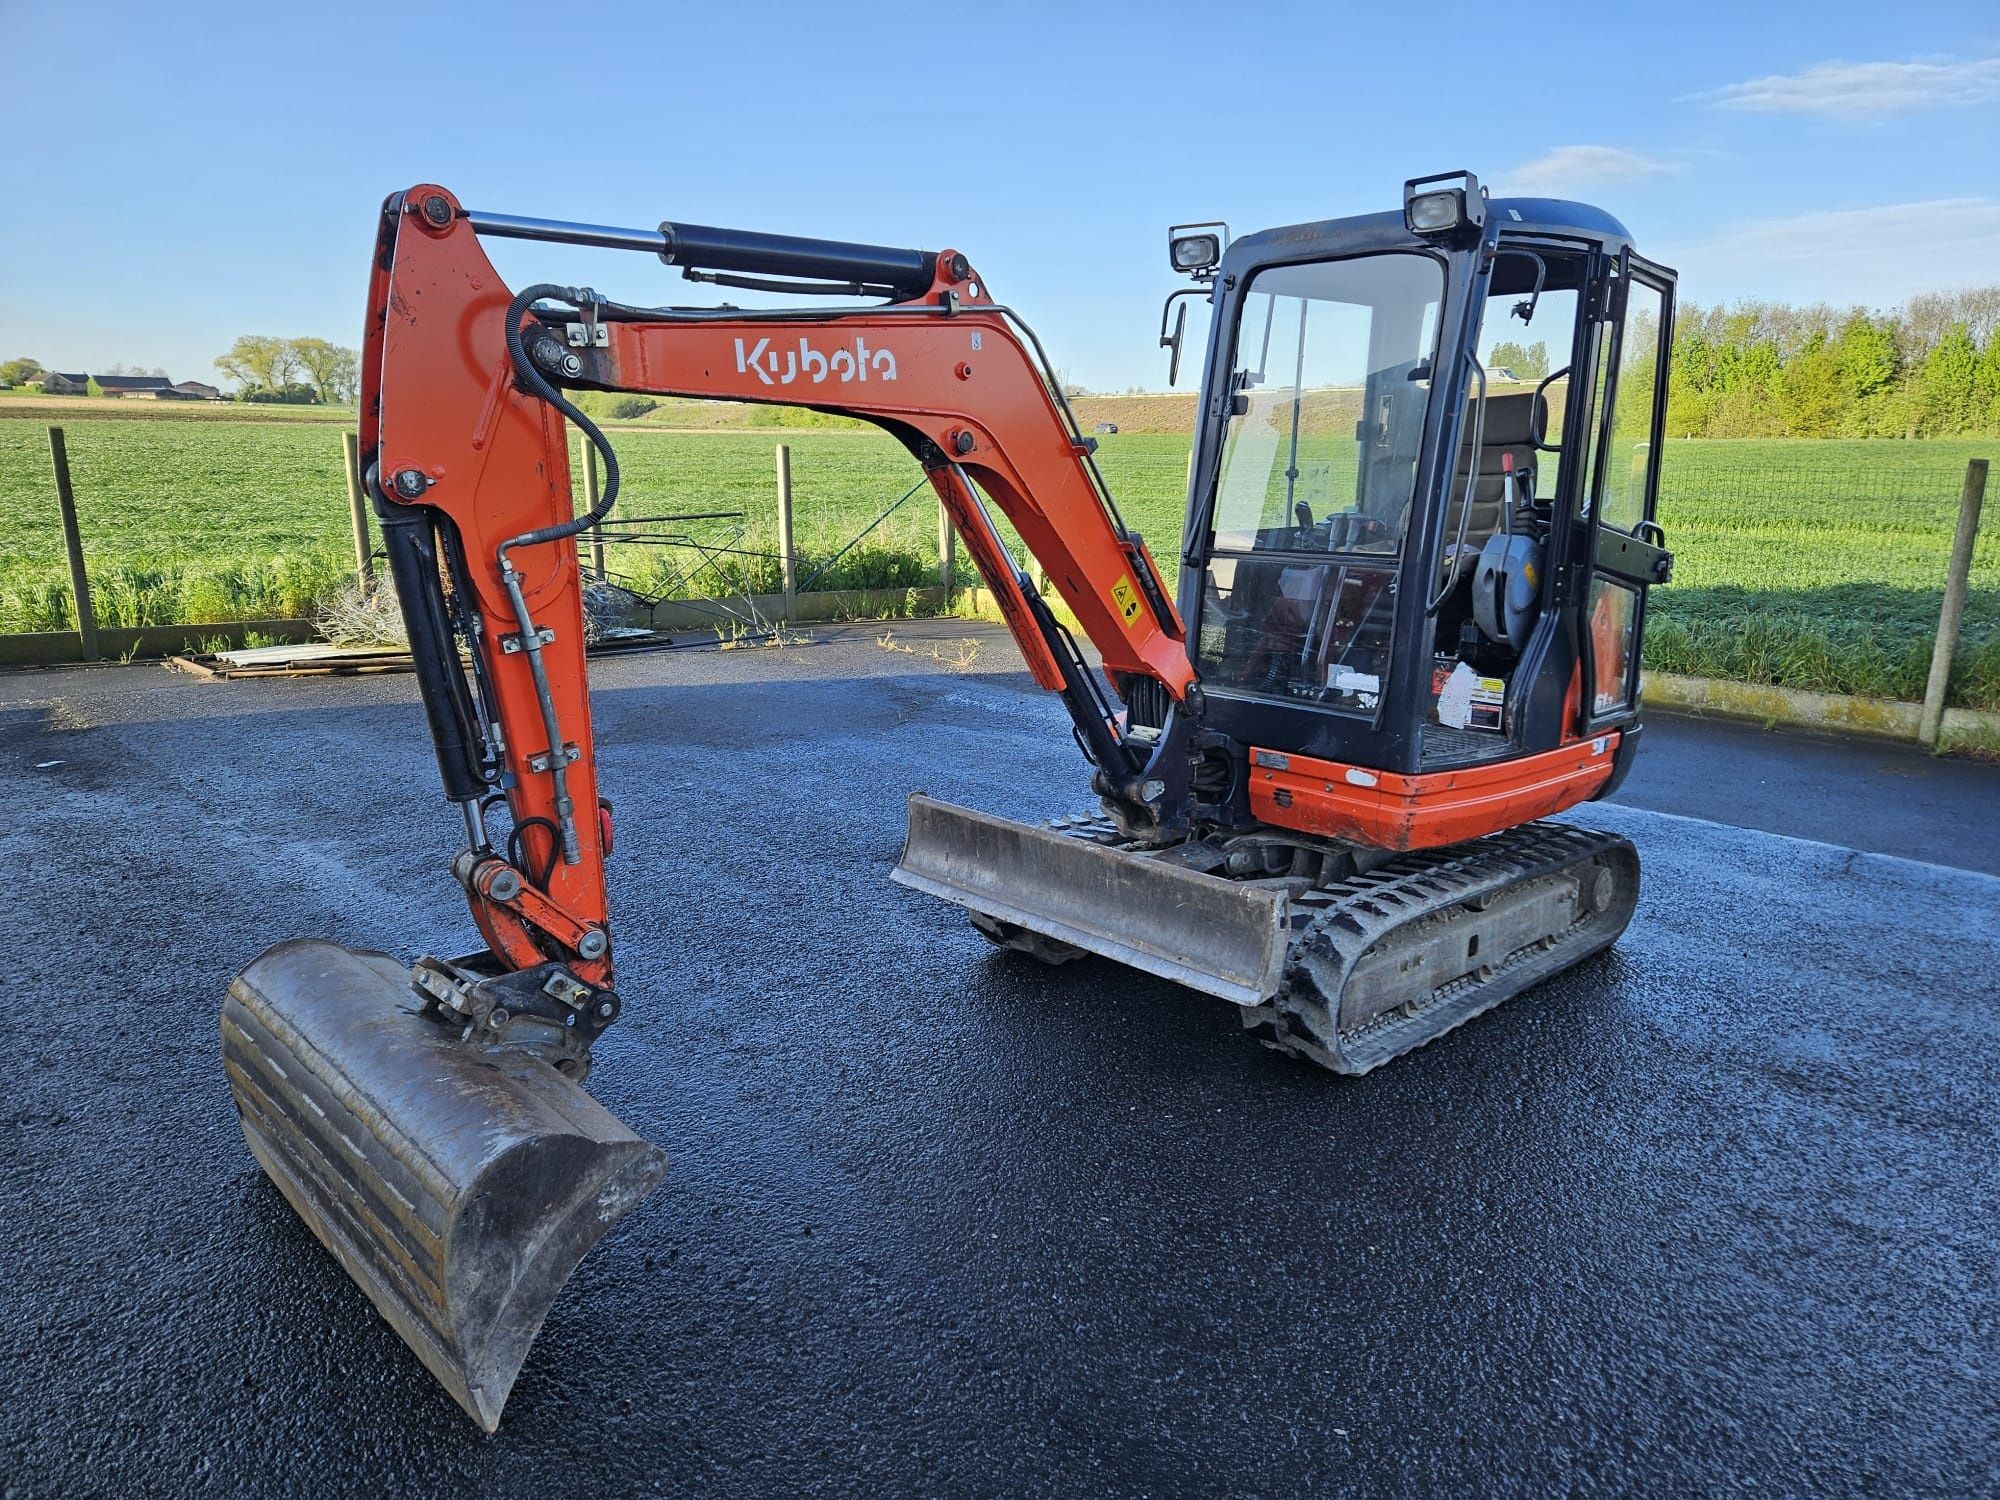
top-left (220, 939), bottom-right (666, 1432)
top-left (892, 793), bottom-right (1292, 1007)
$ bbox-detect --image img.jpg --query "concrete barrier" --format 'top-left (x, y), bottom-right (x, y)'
top-left (1644, 671), bottom-right (2000, 748)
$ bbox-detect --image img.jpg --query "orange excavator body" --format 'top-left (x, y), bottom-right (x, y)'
top-left (227, 176), bottom-right (1674, 1427)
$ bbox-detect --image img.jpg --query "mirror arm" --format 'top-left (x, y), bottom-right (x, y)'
top-left (1531, 363), bottom-right (1571, 452)
top-left (1501, 247), bottom-right (1548, 325)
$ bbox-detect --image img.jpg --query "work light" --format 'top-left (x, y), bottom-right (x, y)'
top-left (1407, 192), bottom-right (1462, 233)
top-left (1403, 171), bottom-right (1486, 239)
top-left (1167, 222), bottom-right (1228, 277)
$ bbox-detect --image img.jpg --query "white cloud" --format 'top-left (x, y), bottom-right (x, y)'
top-left (1690, 56), bottom-right (2000, 119)
top-left (1661, 198), bottom-right (2000, 307)
top-left (1497, 146), bottom-right (1680, 197)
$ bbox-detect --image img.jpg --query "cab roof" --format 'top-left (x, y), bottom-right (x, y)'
top-left (1223, 197), bottom-right (1643, 271)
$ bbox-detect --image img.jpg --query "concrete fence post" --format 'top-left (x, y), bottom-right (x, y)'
top-left (579, 437), bottom-right (607, 582)
top-left (341, 430), bottom-right (375, 596)
top-left (775, 443), bottom-right (798, 619)
top-left (938, 499), bottom-right (957, 595)
top-left (46, 426), bottom-right (97, 660)
top-left (1919, 458), bottom-right (1989, 747)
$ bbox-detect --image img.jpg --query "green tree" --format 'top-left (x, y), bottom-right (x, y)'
top-left (1919, 324), bottom-right (1980, 434)
top-left (214, 335), bottom-right (299, 392)
top-left (1665, 319), bottom-right (1716, 436)
top-left (290, 337), bottom-right (358, 404)
top-left (1487, 340), bottom-right (1549, 379)
top-left (1778, 333), bottom-right (1843, 437)
top-left (1832, 312), bottom-right (1898, 401)
top-left (1975, 330), bottom-right (2000, 428)
top-left (0, 356), bottom-right (44, 385)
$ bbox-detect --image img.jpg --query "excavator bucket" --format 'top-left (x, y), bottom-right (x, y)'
top-left (220, 939), bottom-right (666, 1431)
top-left (892, 793), bottom-right (1293, 1006)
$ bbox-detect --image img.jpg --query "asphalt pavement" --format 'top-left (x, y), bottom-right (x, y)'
top-left (2, 622), bottom-right (1996, 1497)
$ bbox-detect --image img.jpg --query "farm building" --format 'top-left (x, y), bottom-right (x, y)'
top-left (91, 374), bottom-right (177, 398)
top-left (173, 380), bottom-right (222, 400)
top-left (41, 371), bottom-right (89, 395)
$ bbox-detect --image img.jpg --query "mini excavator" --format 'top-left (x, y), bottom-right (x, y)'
top-left (223, 174), bottom-right (1675, 1428)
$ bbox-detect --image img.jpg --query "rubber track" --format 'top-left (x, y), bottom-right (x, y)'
top-left (1255, 821), bottom-right (1638, 1074)
top-left (1034, 815), bottom-right (1638, 1076)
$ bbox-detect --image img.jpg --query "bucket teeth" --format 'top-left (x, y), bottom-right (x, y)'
top-left (221, 939), bottom-right (666, 1431)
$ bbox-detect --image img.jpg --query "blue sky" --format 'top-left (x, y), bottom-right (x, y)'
top-left (2, 1), bottom-right (1996, 391)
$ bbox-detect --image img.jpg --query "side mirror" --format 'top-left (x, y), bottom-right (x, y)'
top-left (1161, 301), bottom-right (1188, 385)
top-left (1158, 288), bottom-right (1206, 386)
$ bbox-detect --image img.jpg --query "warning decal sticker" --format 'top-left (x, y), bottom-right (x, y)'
top-left (1110, 575), bottom-right (1144, 630)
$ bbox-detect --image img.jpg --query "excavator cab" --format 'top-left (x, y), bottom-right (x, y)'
top-left (1176, 173), bottom-right (1675, 800)
top-left (900, 173), bottom-right (1676, 1067)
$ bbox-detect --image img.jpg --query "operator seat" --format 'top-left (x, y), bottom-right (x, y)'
top-left (1444, 390), bottom-right (1544, 555)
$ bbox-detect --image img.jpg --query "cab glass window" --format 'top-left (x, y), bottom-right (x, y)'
top-left (1209, 254), bottom-right (1444, 557)
top-left (1602, 278), bottom-right (1666, 534)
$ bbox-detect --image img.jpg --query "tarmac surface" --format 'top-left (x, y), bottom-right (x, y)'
top-left (3, 621), bottom-right (1997, 1497)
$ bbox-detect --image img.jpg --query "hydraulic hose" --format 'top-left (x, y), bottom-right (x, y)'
top-left (498, 283), bottom-right (621, 556)
top-left (493, 283), bottom-right (624, 868)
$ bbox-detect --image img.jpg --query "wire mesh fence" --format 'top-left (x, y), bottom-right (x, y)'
top-left (1644, 440), bottom-right (1996, 710)
top-left (0, 413), bottom-right (1991, 710)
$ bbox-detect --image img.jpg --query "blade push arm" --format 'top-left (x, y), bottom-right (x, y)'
top-left (362, 184), bottom-right (1190, 985)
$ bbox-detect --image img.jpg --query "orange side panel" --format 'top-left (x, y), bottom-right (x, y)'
top-left (1247, 735), bottom-right (1621, 852)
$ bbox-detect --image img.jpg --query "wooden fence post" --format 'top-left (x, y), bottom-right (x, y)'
top-left (580, 437), bottom-right (607, 581)
top-left (341, 430), bottom-right (374, 596)
top-left (775, 443), bottom-right (798, 619)
top-left (47, 426), bottom-right (97, 660)
top-left (1919, 458), bottom-right (1989, 747)
top-left (938, 499), bottom-right (957, 595)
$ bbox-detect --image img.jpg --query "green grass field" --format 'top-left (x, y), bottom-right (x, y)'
top-left (1, 414), bottom-right (1993, 709)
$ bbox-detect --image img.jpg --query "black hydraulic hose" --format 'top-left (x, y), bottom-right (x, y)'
top-left (499, 283), bottom-right (621, 553)
top-left (507, 815), bottom-right (562, 891)
top-left (494, 283), bottom-right (625, 867)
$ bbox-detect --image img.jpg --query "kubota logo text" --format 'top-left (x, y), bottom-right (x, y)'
top-left (734, 336), bottom-right (898, 387)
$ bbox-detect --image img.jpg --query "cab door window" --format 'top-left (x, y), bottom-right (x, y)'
top-left (1586, 270), bottom-right (1671, 720)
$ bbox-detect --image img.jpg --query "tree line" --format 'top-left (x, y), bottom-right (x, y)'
top-left (214, 335), bottom-right (359, 404)
top-left (0, 338), bottom-right (361, 405)
top-left (1666, 286), bottom-right (2000, 439)
top-left (10, 287), bottom-right (2000, 434)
